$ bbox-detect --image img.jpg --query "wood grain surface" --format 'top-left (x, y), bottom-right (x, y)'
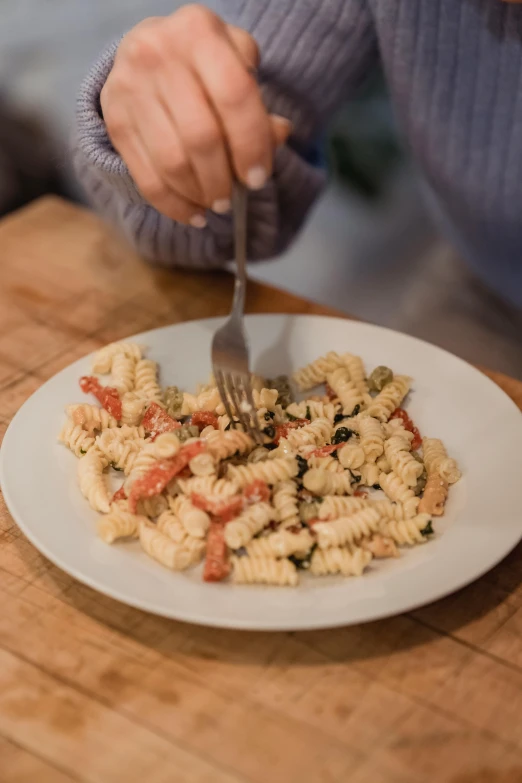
top-left (0, 197), bottom-right (522, 783)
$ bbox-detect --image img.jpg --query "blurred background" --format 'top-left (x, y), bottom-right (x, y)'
top-left (1, 0), bottom-right (520, 377)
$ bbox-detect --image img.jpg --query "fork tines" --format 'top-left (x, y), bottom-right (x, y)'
top-left (214, 370), bottom-right (263, 444)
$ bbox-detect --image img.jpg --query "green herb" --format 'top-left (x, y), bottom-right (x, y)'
top-left (333, 413), bottom-right (346, 425)
top-left (288, 543), bottom-right (317, 570)
top-left (110, 462), bottom-right (123, 472)
top-left (286, 413), bottom-right (297, 422)
top-left (264, 410), bottom-right (275, 421)
top-left (79, 449), bottom-right (87, 455)
top-left (349, 470), bottom-right (361, 483)
top-left (263, 425), bottom-right (276, 439)
top-left (420, 520), bottom-right (434, 536)
top-left (349, 404), bottom-right (360, 417)
top-left (331, 427), bottom-right (353, 444)
top-left (306, 406), bottom-right (311, 420)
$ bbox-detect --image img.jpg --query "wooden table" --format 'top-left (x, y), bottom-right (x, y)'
top-left (1, 197), bottom-right (522, 783)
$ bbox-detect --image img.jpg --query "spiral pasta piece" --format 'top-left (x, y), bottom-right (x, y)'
top-left (157, 510), bottom-right (187, 543)
top-left (112, 352), bottom-right (136, 395)
top-left (66, 404), bottom-right (117, 434)
top-left (91, 342), bottom-right (143, 374)
top-left (303, 469), bottom-right (355, 496)
top-left (371, 498), bottom-right (419, 521)
top-left (356, 462), bottom-right (381, 487)
top-left (181, 387), bottom-right (221, 415)
top-left (422, 438), bottom-right (461, 484)
top-left (176, 498), bottom-right (211, 538)
top-left (379, 472), bottom-right (419, 518)
top-left (134, 359), bottom-right (162, 402)
top-left (77, 448), bottom-right (110, 513)
top-left (386, 448), bottom-right (423, 488)
top-left (246, 528), bottom-right (314, 559)
top-left (341, 353), bottom-right (369, 396)
top-left (326, 367), bottom-right (366, 415)
top-left (272, 481), bottom-right (299, 527)
top-left (59, 422), bottom-right (95, 457)
top-left (227, 458), bottom-right (298, 488)
top-left (364, 376), bottom-right (411, 422)
top-left (376, 456), bottom-right (391, 473)
top-left (176, 475), bottom-right (239, 498)
top-left (252, 388), bottom-right (279, 410)
top-left (97, 501), bottom-right (145, 543)
top-left (314, 507), bottom-right (382, 549)
top-left (338, 443), bottom-right (365, 470)
top-left (318, 495), bottom-right (369, 519)
top-left (121, 392), bottom-right (148, 426)
top-left (224, 503), bottom-right (275, 549)
top-left (232, 556), bottom-right (299, 586)
top-left (139, 522), bottom-right (205, 570)
top-left (310, 546), bottom-right (372, 577)
top-left (291, 351), bottom-right (343, 390)
top-left (381, 513), bottom-right (432, 546)
top-left (286, 400), bottom-right (338, 422)
top-left (308, 455), bottom-right (344, 474)
top-left (283, 418), bottom-right (332, 449)
top-left (355, 415), bottom-right (384, 462)
top-left (204, 429), bottom-right (254, 462)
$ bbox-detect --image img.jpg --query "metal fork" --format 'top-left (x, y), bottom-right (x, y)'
top-left (211, 183), bottom-right (263, 443)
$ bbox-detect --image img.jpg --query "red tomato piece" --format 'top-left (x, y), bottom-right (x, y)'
top-left (112, 486), bottom-right (127, 503)
top-left (80, 375), bottom-right (122, 420)
top-left (203, 521), bottom-right (231, 582)
top-left (128, 441), bottom-right (205, 512)
top-left (390, 408), bottom-right (422, 450)
top-left (141, 402), bottom-right (181, 439)
top-left (191, 493), bottom-right (243, 522)
top-left (243, 480), bottom-right (270, 504)
top-left (273, 418), bottom-right (309, 444)
top-left (190, 411), bottom-right (218, 431)
top-left (310, 444), bottom-right (339, 457)
top-left (354, 489), bottom-right (369, 498)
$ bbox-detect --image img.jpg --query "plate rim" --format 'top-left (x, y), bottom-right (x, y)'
top-left (1, 313), bottom-right (521, 631)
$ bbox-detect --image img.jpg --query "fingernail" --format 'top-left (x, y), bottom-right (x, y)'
top-left (246, 166), bottom-right (267, 190)
top-left (190, 214), bottom-right (207, 229)
top-left (212, 198), bottom-right (231, 214)
top-left (272, 114), bottom-right (293, 132)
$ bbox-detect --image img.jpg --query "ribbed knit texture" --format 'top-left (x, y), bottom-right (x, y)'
top-left (74, 0), bottom-right (522, 308)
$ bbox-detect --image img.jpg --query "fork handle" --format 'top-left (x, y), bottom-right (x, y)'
top-left (232, 182), bottom-right (248, 314)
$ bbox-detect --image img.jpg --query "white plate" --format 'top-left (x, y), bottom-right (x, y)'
top-left (2, 315), bottom-right (522, 630)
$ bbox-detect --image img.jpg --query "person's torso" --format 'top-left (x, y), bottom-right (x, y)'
top-left (369, 0), bottom-right (522, 307)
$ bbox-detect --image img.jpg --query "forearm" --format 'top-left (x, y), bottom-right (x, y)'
top-left (73, 0), bottom-right (377, 267)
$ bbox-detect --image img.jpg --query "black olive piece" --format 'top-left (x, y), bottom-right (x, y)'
top-left (263, 425), bottom-right (276, 439)
top-left (333, 413), bottom-right (346, 425)
top-left (263, 442), bottom-right (278, 451)
top-left (331, 427), bottom-right (353, 445)
top-left (420, 521), bottom-right (434, 536)
top-left (296, 455), bottom-right (308, 478)
top-left (373, 483), bottom-right (381, 490)
top-left (264, 411), bottom-right (275, 421)
top-left (234, 547), bottom-right (247, 557)
top-left (288, 543), bottom-right (317, 570)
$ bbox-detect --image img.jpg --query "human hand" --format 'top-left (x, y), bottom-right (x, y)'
top-left (101, 4), bottom-right (291, 227)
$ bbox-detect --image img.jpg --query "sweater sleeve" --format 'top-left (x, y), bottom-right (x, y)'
top-left (73, 0), bottom-right (377, 268)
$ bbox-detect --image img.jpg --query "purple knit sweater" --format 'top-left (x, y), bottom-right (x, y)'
top-left (75, 0), bottom-right (522, 309)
